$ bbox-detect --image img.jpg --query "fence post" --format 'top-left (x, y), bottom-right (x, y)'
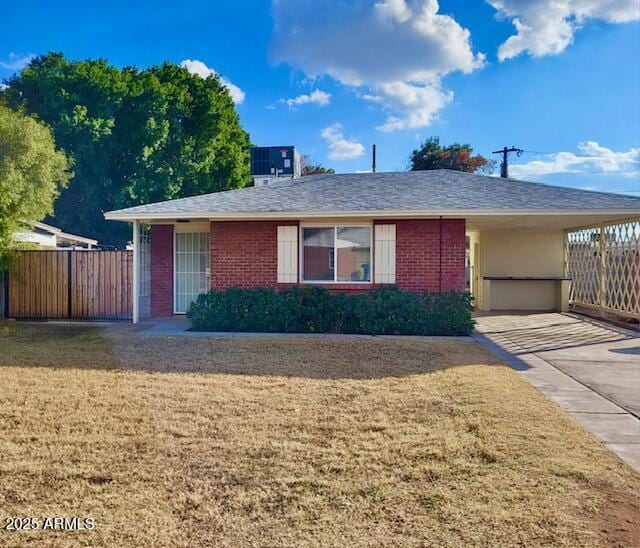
top-left (0, 270), bottom-right (5, 319)
top-left (597, 223), bottom-right (606, 316)
top-left (67, 251), bottom-right (72, 318)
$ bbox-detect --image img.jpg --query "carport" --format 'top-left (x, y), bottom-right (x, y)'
top-left (467, 215), bottom-right (639, 322)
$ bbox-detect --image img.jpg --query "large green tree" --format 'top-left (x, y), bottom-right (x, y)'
top-left (409, 137), bottom-right (494, 174)
top-left (1, 53), bottom-right (251, 245)
top-left (0, 103), bottom-right (70, 267)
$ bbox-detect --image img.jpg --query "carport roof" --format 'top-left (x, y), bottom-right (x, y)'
top-left (104, 169), bottom-right (640, 221)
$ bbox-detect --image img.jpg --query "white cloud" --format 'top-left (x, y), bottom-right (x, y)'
top-left (0, 52), bottom-right (35, 70)
top-left (366, 81), bottom-right (453, 131)
top-left (509, 142), bottom-right (640, 180)
top-left (179, 59), bottom-right (245, 104)
top-left (285, 89), bottom-right (331, 108)
top-left (271, 0), bottom-right (484, 131)
top-left (487, 1), bottom-right (640, 60)
top-left (321, 123), bottom-right (365, 160)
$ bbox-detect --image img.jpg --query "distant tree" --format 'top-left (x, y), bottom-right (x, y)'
top-left (0, 104), bottom-right (70, 267)
top-left (409, 137), bottom-right (494, 174)
top-left (300, 154), bottom-right (335, 176)
top-left (1, 52), bottom-right (251, 246)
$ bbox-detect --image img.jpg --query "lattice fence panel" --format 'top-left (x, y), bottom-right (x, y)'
top-left (603, 220), bottom-right (640, 316)
top-left (566, 227), bottom-right (601, 307)
top-left (566, 219), bottom-right (640, 318)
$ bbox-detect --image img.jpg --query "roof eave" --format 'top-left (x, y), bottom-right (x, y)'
top-left (57, 231), bottom-right (99, 245)
top-left (104, 208), bottom-right (640, 222)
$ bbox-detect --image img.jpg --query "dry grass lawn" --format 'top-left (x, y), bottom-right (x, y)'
top-left (0, 323), bottom-right (638, 547)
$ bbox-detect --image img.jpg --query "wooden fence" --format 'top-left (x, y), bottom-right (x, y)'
top-left (6, 251), bottom-right (133, 320)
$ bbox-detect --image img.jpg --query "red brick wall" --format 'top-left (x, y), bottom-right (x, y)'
top-left (210, 219), bottom-right (465, 293)
top-left (381, 219), bottom-right (466, 293)
top-left (150, 219), bottom-right (466, 316)
top-left (440, 219), bottom-right (466, 291)
top-left (211, 221), bottom-right (298, 289)
top-left (150, 224), bottom-right (174, 317)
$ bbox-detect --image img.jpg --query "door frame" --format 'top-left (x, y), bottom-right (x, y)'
top-left (173, 222), bottom-right (211, 315)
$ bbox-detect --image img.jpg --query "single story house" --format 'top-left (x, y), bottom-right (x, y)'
top-left (14, 221), bottom-right (98, 249)
top-left (104, 170), bottom-right (640, 323)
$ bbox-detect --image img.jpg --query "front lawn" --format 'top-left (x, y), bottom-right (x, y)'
top-left (0, 324), bottom-right (638, 547)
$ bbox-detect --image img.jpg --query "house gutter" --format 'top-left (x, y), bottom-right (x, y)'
top-left (103, 209), bottom-right (640, 222)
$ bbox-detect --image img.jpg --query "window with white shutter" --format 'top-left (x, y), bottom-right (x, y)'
top-left (374, 224), bottom-right (396, 283)
top-left (277, 226), bottom-right (298, 283)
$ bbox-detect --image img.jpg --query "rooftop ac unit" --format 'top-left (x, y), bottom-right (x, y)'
top-left (250, 146), bottom-right (300, 185)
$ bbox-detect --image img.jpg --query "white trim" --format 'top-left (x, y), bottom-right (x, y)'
top-left (563, 215), bottom-right (640, 231)
top-left (173, 229), bottom-right (178, 314)
top-left (31, 220), bottom-right (63, 234)
top-left (132, 220), bottom-right (140, 324)
top-left (104, 208), bottom-right (640, 221)
top-left (299, 224), bottom-right (373, 285)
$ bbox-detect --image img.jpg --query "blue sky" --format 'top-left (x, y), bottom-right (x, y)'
top-left (2, 0), bottom-right (639, 195)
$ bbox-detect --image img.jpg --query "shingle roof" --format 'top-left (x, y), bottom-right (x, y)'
top-left (105, 169), bottom-right (640, 219)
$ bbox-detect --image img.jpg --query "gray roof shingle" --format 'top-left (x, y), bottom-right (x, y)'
top-left (105, 169), bottom-right (640, 218)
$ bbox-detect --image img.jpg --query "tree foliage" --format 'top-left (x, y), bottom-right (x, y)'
top-left (409, 137), bottom-right (494, 174)
top-left (300, 154), bottom-right (335, 176)
top-left (0, 103), bottom-right (70, 267)
top-left (1, 53), bottom-right (251, 245)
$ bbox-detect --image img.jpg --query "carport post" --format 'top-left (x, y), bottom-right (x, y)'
top-left (132, 219), bottom-right (140, 324)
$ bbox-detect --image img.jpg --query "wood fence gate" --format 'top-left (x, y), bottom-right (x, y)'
top-left (6, 251), bottom-right (133, 319)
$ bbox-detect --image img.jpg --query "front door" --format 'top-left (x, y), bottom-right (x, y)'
top-left (174, 231), bottom-right (210, 314)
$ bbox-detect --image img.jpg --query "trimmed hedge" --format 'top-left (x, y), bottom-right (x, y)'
top-left (187, 286), bottom-right (474, 336)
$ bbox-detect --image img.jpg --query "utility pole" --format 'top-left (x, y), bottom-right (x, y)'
top-left (492, 146), bottom-right (523, 178)
top-left (372, 144), bottom-right (377, 173)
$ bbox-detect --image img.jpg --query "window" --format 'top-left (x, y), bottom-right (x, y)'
top-left (302, 226), bottom-right (371, 282)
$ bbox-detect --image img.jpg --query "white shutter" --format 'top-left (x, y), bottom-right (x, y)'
top-left (374, 224), bottom-right (396, 284)
top-left (277, 226), bottom-right (298, 283)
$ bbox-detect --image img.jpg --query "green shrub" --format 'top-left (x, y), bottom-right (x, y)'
top-left (187, 286), bottom-right (475, 336)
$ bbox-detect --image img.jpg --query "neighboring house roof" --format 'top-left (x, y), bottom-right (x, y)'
top-left (104, 169), bottom-right (640, 220)
top-left (15, 221), bottom-right (98, 247)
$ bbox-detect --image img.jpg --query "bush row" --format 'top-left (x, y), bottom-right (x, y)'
top-left (187, 286), bottom-right (474, 336)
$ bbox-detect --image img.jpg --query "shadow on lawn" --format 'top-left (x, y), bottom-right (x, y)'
top-left (0, 324), bottom-right (502, 380)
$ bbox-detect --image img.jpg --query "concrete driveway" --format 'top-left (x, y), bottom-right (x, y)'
top-left (474, 312), bottom-right (640, 471)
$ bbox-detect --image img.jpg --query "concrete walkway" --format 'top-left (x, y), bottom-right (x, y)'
top-left (474, 312), bottom-right (640, 471)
